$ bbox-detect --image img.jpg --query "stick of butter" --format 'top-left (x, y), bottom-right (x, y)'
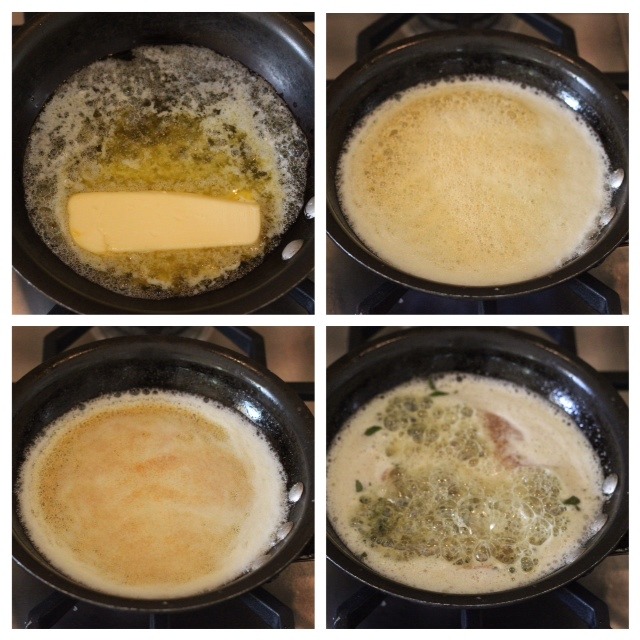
top-left (68, 191), bottom-right (261, 253)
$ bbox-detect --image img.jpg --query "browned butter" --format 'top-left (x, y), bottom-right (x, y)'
top-left (18, 390), bottom-right (288, 599)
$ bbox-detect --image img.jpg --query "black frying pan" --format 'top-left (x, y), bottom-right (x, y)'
top-left (13, 336), bottom-right (314, 612)
top-left (327, 31), bottom-right (628, 300)
top-left (327, 327), bottom-right (628, 608)
top-left (13, 13), bottom-right (314, 314)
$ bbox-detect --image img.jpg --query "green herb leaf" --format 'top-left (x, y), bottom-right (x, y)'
top-left (427, 378), bottom-right (448, 396)
top-left (365, 425), bottom-right (383, 436)
top-left (355, 479), bottom-right (364, 492)
top-left (563, 495), bottom-right (581, 510)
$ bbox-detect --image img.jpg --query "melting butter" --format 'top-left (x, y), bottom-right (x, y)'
top-left (68, 191), bottom-right (261, 253)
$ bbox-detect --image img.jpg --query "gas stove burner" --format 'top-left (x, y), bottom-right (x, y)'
top-left (97, 326), bottom-right (202, 338)
top-left (327, 243), bottom-right (624, 315)
top-left (354, 13), bottom-right (578, 60)
top-left (417, 13), bottom-right (502, 30)
top-left (355, 274), bottom-right (622, 315)
top-left (329, 572), bottom-right (611, 628)
top-left (23, 587), bottom-right (295, 629)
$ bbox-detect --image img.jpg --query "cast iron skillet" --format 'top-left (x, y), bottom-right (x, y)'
top-left (13, 12), bottom-right (314, 314)
top-left (327, 31), bottom-right (628, 300)
top-left (327, 327), bottom-right (628, 608)
top-left (13, 336), bottom-right (314, 612)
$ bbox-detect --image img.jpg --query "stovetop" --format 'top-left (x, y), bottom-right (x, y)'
top-left (326, 14), bottom-right (629, 314)
top-left (12, 326), bottom-right (315, 629)
top-left (326, 326), bottom-right (628, 628)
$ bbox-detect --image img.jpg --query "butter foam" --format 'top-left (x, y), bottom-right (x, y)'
top-left (337, 77), bottom-right (613, 286)
top-left (18, 390), bottom-right (288, 599)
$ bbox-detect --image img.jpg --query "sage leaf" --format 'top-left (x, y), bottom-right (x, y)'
top-left (563, 495), bottom-right (581, 510)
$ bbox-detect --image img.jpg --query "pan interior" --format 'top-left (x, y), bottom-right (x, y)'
top-left (13, 338), bottom-right (313, 609)
top-left (328, 372), bottom-right (606, 594)
top-left (327, 33), bottom-right (628, 296)
top-left (326, 329), bottom-right (628, 606)
top-left (336, 76), bottom-right (613, 286)
top-left (17, 389), bottom-right (290, 599)
top-left (23, 44), bottom-right (308, 300)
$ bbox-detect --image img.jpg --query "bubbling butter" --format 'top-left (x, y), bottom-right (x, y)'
top-left (327, 374), bottom-right (606, 594)
top-left (23, 45), bottom-right (308, 298)
top-left (17, 390), bottom-right (288, 599)
top-left (337, 77), bottom-right (613, 286)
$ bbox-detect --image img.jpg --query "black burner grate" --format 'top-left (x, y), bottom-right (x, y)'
top-left (26, 587), bottom-right (295, 629)
top-left (356, 13), bottom-right (580, 60)
top-left (329, 570), bottom-right (611, 629)
top-left (356, 275), bottom-right (622, 315)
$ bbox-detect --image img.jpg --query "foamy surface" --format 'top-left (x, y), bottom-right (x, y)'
top-left (23, 45), bottom-right (308, 298)
top-left (327, 374), bottom-right (605, 594)
top-left (18, 390), bottom-right (288, 599)
top-left (337, 77), bottom-right (613, 286)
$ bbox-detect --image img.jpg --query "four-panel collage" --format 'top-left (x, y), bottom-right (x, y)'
top-left (11, 11), bottom-right (629, 630)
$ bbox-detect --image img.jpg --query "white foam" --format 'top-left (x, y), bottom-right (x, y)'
top-left (18, 390), bottom-right (288, 599)
top-left (337, 77), bottom-right (612, 286)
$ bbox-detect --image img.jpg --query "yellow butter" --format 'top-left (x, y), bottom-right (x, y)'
top-left (68, 191), bottom-right (261, 253)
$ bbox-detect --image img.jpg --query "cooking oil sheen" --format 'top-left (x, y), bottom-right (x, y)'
top-left (327, 373), bottom-right (606, 593)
